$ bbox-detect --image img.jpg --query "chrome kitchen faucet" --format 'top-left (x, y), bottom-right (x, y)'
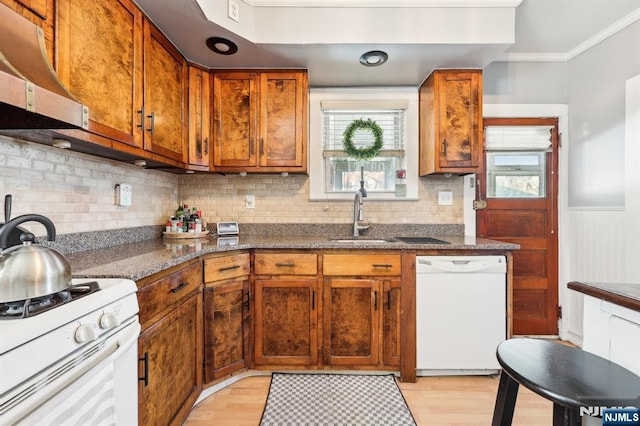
top-left (353, 189), bottom-right (370, 237)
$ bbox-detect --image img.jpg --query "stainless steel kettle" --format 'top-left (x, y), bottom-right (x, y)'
top-left (0, 214), bottom-right (71, 303)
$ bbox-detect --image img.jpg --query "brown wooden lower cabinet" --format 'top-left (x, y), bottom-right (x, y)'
top-left (137, 260), bottom-right (203, 426)
top-left (202, 252), bottom-right (251, 383)
top-left (253, 278), bottom-right (319, 366)
top-left (203, 278), bottom-right (250, 382)
top-left (323, 278), bottom-right (401, 368)
top-left (382, 279), bottom-right (402, 367)
top-left (322, 252), bottom-right (402, 369)
top-left (138, 292), bottom-right (202, 426)
top-left (323, 278), bottom-right (380, 366)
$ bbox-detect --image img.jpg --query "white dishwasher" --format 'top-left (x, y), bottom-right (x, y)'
top-left (416, 255), bottom-right (506, 375)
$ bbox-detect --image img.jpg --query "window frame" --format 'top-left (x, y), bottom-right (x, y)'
top-left (308, 88), bottom-right (419, 201)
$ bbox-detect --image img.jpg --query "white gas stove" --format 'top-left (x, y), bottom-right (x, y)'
top-left (0, 278), bottom-right (139, 425)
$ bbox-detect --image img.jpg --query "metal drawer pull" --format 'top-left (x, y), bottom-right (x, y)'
top-left (373, 291), bottom-right (378, 310)
top-left (275, 262), bottom-right (295, 267)
top-left (219, 265), bottom-right (240, 272)
top-left (147, 111), bottom-right (155, 134)
top-left (244, 290), bottom-right (250, 309)
top-left (311, 290), bottom-right (315, 310)
top-left (372, 263), bottom-right (393, 268)
top-left (170, 281), bottom-right (189, 293)
top-left (386, 290), bottom-right (391, 310)
top-left (139, 352), bottom-right (149, 387)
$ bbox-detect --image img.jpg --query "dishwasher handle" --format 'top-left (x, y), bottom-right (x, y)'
top-left (417, 257), bottom-right (505, 273)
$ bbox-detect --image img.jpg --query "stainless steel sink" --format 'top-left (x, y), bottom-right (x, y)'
top-left (393, 236), bottom-right (450, 244)
top-left (329, 238), bottom-right (397, 244)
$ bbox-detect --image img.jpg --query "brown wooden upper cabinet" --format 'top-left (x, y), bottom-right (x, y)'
top-left (56, 0), bottom-right (188, 164)
top-left (418, 69), bottom-right (483, 175)
top-left (142, 20), bottom-right (188, 163)
top-left (187, 66), bottom-right (211, 170)
top-left (212, 70), bottom-right (308, 174)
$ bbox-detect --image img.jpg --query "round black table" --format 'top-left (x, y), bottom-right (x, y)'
top-left (492, 338), bottom-right (640, 426)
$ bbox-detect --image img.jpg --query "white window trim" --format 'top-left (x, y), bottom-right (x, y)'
top-left (309, 87), bottom-right (419, 201)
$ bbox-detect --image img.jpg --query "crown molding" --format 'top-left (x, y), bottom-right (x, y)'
top-left (496, 52), bottom-right (568, 62)
top-left (498, 6), bottom-right (640, 63)
top-left (566, 6), bottom-right (640, 60)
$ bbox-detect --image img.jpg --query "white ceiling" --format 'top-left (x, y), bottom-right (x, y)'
top-left (134, 0), bottom-right (640, 87)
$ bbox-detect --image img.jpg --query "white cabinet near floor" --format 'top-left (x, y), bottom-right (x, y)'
top-left (582, 295), bottom-right (640, 375)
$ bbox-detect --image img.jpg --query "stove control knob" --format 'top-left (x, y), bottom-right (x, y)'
top-left (99, 312), bottom-right (120, 329)
top-left (75, 323), bottom-right (99, 343)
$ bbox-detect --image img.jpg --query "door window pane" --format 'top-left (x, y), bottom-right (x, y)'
top-left (486, 152), bottom-right (546, 198)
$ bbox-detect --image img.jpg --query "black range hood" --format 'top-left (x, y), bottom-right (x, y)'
top-left (0, 3), bottom-right (88, 130)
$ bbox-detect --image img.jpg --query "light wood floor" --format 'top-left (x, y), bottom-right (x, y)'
top-left (183, 374), bottom-right (553, 425)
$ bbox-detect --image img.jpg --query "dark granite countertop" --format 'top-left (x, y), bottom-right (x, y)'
top-left (67, 234), bottom-right (519, 281)
top-left (568, 281), bottom-right (640, 312)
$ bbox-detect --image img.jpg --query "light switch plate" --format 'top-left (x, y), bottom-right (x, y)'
top-left (228, 0), bottom-right (239, 22)
top-left (116, 183), bottom-right (132, 206)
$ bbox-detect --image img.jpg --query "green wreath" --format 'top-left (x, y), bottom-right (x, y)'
top-left (342, 118), bottom-right (384, 160)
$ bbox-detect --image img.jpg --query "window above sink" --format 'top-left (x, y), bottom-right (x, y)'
top-left (308, 88), bottom-right (419, 201)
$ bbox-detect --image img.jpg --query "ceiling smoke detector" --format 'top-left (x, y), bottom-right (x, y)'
top-left (206, 37), bottom-right (238, 56)
top-left (359, 50), bottom-right (388, 67)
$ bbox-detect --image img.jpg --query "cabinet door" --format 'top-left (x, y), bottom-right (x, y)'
top-left (204, 278), bottom-right (250, 383)
top-left (254, 278), bottom-right (318, 365)
top-left (382, 279), bottom-right (401, 368)
top-left (138, 292), bottom-right (203, 426)
top-left (56, 0), bottom-right (144, 148)
top-left (259, 72), bottom-right (307, 169)
top-left (212, 72), bottom-right (258, 169)
top-left (188, 66), bottom-right (211, 169)
top-left (142, 19), bottom-right (188, 163)
top-left (436, 70), bottom-right (482, 170)
top-left (324, 278), bottom-right (380, 366)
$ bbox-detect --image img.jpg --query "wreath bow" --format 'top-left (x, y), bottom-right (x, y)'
top-left (342, 118), bottom-right (384, 160)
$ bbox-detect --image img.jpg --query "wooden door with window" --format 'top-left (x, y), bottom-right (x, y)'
top-left (477, 117), bottom-right (559, 335)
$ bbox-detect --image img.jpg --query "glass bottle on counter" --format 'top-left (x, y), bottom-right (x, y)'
top-left (189, 207), bottom-right (201, 233)
top-left (181, 203), bottom-right (189, 232)
top-left (175, 202), bottom-right (185, 222)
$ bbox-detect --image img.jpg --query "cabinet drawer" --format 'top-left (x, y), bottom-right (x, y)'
top-left (323, 254), bottom-right (401, 276)
top-left (254, 253), bottom-right (317, 275)
top-left (138, 260), bottom-right (202, 329)
top-left (204, 253), bottom-right (250, 282)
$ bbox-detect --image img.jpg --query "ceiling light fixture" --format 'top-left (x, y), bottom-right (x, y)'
top-left (52, 138), bottom-right (71, 149)
top-left (359, 50), bottom-right (388, 67)
top-left (206, 37), bottom-right (238, 56)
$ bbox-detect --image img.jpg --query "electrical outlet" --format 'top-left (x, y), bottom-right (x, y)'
top-left (115, 183), bottom-right (132, 206)
top-left (438, 190), bottom-right (453, 206)
top-left (228, 0), bottom-right (239, 22)
top-left (245, 194), bottom-right (255, 209)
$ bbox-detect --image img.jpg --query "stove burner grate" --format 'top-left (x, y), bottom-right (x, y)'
top-left (0, 282), bottom-right (100, 319)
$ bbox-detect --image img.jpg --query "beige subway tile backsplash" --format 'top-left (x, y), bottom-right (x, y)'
top-left (1, 135), bottom-right (464, 236)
